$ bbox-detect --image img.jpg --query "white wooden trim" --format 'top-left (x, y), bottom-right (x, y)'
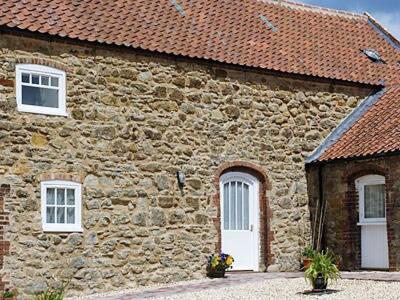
top-left (355, 175), bottom-right (386, 224)
top-left (41, 180), bottom-right (82, 232)
top-left (357, 222), bottom-right (386, 226)
top-left (220, 172), bottom-right (260, 271)
top-left (16, 64), bottom-right (67, 116)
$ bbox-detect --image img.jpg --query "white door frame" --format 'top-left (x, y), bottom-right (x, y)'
top-left (220, 172), bottom-right (260, 271)
top-left (355, 174), bottom-right (389, 269)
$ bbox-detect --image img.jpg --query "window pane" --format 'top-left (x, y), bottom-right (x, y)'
top-left (22, 73), bottom-right (30, 83)
top-left (223, 183), bottom-right (229, 230)
top-left (46, 188), bottom-right (55, 205)
top-left (32, 74), bottom-right (40, 84)
top-left (46, 207), bottom-right (55, 223)
top-left (243, 184), bottom-right (249, 230)
top-left (22, 86), bottom-right (59, 108)
top-left (51, 77), bottom-right (59, 87)
top-left (365, 184), bottom-right (385, 218)
top-left (67, 189), bottom-right (75, 205)
top-left (57, 207), bottom-right (65, 223)
top-left (41, 76), bottom-right (50, 86)
top-left (57, 189), bottom-right (65, 205)
top-left (230, 182), bottom-right (236, 230)
top-left (67, 207), bottom-right (75, 224)
top-left (237, 182), bottom-right (243, 230)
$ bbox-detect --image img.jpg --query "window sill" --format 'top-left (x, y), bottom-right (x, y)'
top-left (357, 222), bottom-right (386, 226)
top-left (42, 226), bottom-right (83, 233)
top-left (18, 107), bottom-right (68, 117)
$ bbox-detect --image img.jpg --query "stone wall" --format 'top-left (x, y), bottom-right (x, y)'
top-left (306, 155), bottom-right (400, 271)
top-left (0, 31), bottom-right (370, 297)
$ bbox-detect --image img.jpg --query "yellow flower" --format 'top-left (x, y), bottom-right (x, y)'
top-left (226, 256), bottom-right (233, 266)
top-left (211, 256), bottom-right (219, 268)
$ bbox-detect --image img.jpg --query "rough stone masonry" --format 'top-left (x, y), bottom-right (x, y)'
top-left (0, 32), bottom-right (369, 298)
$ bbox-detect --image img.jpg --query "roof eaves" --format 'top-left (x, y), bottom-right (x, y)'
top-left (305, 87), bottom-right (387, 164)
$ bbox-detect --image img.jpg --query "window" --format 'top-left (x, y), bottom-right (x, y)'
top-left (223, 181), bottom-right (250, 230)
top-left (16, 64), bottom-right (67, 116)
top-left (356, 175), bottom-right (386, 224)
top-left (362, 49), bottom-right (385, 64)
top-left (41, 181), bottom-right (82, 232)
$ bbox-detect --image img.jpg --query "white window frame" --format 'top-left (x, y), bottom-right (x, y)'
top-left (16, 64), bottom-right (67, 116)
top-left (41, 180), bottom-right (82, 232)
top-left (355, 175), bottom-right (386, 225)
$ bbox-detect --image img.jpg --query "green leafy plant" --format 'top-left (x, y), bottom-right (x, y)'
top-left (3, 289), bottom-right (16, 299)
top-left (302, 246), bottom-right (316, 259)
top-left (34, 286), bottom-right (65, 300)
top-left (305, 250), bottom-right (340, 287)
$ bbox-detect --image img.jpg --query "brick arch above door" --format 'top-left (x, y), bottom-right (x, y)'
top-left (213, 161), bottom-right (274, 270)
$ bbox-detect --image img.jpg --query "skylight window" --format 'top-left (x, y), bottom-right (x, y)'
top-left (259, 15), bottom-right (278, 32)
top-left (362, 49), bottom-right (384, 63)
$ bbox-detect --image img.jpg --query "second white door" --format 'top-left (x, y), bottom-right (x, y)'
top-left (357, 175), bottom-right (389, 269)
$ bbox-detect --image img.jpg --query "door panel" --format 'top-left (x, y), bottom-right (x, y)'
top-left (361, 225), bottom-right (389, 269)
top-left (220, 173), bottom-right (259, 271)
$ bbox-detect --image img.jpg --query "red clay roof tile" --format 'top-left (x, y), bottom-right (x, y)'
top-left (1, 0), bottom-right (400, 86)
top-left (318, 87), bottom-right (400, 161)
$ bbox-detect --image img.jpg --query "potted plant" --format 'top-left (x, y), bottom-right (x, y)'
top-left (304, 250), bottom-right (340, 290)
top-left (3, 288), bottom-right (17, 300)
top-left (206, 253), bottom-right (234, 278)
top-left (302, 246), bottom-right (316, 270)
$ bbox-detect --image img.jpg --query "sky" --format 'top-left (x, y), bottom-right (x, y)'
top-left (299, 0), bottom-right (400, 39)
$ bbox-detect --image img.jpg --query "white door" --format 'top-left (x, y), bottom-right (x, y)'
top-left (220, 172), bottom-right (259, 271)
top-left (356, 175), bottom-right (389, 269)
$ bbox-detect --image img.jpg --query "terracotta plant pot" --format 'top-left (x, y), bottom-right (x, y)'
top-left (312, 274), bottom-right (327, 290)
top-left (303, 258), bottom-right (312, 270)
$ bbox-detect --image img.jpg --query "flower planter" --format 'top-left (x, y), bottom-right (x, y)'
top-left (206, 267), bottom-right (226, 278)
top-left (312, 274), bottom-right (327, 290)
top-left (303, 258), bottom-right (312, 270)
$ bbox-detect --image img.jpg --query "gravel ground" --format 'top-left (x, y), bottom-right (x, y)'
top-left (66, 277), bottom-right (211, 300)
top-left (158, 278), bottom-right (400, 300)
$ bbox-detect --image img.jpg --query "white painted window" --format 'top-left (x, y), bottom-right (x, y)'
top-left (356, 175), bottom-right (386, 224)
top-left (41, 181), bottom-right (82, 232)
top-left (222, 180), bottom-right (250, 230)
top-left (16, 64), bottom-right (67, 116)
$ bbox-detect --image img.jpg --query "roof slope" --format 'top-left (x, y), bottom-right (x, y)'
top-left (313, 87), bottom-right (400, 162)
top-left (2, 0), bottom-right (400, 161)
top-left (1, 0), bottom-right (400, 85)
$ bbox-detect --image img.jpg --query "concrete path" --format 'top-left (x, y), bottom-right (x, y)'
top-left (97, 271), bottom-right (400, 300)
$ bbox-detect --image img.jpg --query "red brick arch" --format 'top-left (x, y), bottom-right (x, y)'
top-left (213, 161), bottom-right (274, 270)
top-left (15, 57), bottom-right (71, 73)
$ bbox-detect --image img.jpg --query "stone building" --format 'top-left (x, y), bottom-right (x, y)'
top-left (0, 0), bottom-right (399, 298)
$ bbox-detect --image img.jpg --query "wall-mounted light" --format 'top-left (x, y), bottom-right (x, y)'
top-left (176, 171), bottom-right (185, 189)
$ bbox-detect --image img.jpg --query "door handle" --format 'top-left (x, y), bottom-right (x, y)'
top-left (250, 225), bottom-right (253, 232)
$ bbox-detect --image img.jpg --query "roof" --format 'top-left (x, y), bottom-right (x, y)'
top-left (1, 0), bottom-right (400, 162)
top-left (308, 87), bottom-right (400, 162)
top-left (1, 0), bottom-right (400, 86)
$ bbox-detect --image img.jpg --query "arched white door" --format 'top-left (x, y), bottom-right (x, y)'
top-left (220, 172), bottom-right (260, 271)
top-left (356, 175), bottom-right (389, 269)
